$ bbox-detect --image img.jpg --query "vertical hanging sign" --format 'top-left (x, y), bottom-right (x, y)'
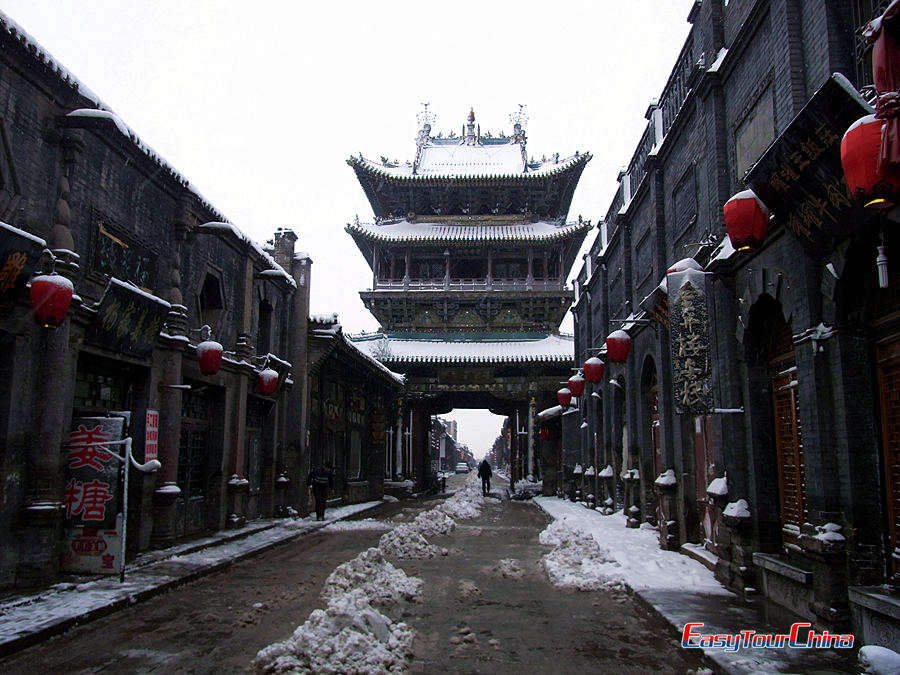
top-left (60, 416), bottom-right (125, 574)
top-left (144, 409), bottom-right (159, 462)
top-left (668, 269), bottom-right (712, 415)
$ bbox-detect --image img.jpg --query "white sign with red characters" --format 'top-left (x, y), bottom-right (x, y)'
top-left (145, 409), bottom-right (159, 462)
top-left (60, 416), bottom-right (125, 575)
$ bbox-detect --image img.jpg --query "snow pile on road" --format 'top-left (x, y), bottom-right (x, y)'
top-left (253, 588), bottom-right (414, 674)
top-left (411, 509), bottom-right (456, 537)
top-left (255, 475), bottom-right (491, 674)
top-left (437, 480), bottom-right (484, 519)
top-left (321, 546), bottom-right (423, 607)
top-left (379, 524), bottom-right (438, 559)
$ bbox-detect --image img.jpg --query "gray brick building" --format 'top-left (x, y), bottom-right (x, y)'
top-left (570, 0), bottom-right (899, 646)
top-left (0, 10), bottom-right (400, 589)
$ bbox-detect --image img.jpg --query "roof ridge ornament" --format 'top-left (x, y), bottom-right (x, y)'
top-left (465, 107), bottom-right (479, 146)
top-left (414, 103), bottom-right (435, 175)
top-left (510, 104), bottom-right (528, 169)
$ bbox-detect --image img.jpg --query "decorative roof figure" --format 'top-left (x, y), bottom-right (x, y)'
top-left (465, 107), bottom-right (478, 146)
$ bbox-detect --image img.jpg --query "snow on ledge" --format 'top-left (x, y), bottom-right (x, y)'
top-left (707, 475), bottom-right (728, 497)
top-left (723, 499), bottom-right (750, 518)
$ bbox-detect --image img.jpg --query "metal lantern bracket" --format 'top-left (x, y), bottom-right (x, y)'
top-left (610, 317), bottom-right (658, 334)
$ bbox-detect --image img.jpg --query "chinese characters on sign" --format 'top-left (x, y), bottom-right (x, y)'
top-left (669, 270), bottom-right (712, 415)
top-left (60, 416), bottom-right (125, 575)
top-left (145, 409), bottom-right (159, 462)
top-left (746, 74), bottom-right (870, 257)
top-left (91, 220), bottom-right (156, 289)
top-left (85, 277), bottom-right (170, 358)
top-left (0, 223), bottom-right (43, 315)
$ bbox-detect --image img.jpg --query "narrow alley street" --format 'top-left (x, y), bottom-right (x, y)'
top-left (0, 474), bottom-right (707, 674)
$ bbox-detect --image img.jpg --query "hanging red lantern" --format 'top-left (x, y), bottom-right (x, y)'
top-left (841, 114), bottom-right (900, 210)
top-left (567, 373), bottom-right (585, 398)
top-left (197, 339), bottom-right (224, 375)
top-left (556, 387), bottom-right (572, 407)
top-left (256, 367), bottom-right (279, 396)
top-left (539, 427), bottom-right (552, 442)
top-left (723, 189), bottom-right (770, 251)
top-left (29, 273), bottom-right (73, 328)
top-left (605, 330), bottom-right (632, 364)
top-left (583, 356), bottom-right (606, 383)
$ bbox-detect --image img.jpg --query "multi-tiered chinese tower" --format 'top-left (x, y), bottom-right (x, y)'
top-left (349, 108), bottom-right (591, 489)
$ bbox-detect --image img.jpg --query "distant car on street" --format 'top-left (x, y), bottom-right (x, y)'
top-left (455, 462), bottom-right (470, 473)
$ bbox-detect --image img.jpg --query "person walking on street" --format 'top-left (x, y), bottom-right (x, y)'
top-left (307, 461), bottom-right (334, 521)
top-left (478, 459), bottom-right (492, 496)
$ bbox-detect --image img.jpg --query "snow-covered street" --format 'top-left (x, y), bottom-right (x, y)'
top-left (0, 474), bottom-right (884, 673)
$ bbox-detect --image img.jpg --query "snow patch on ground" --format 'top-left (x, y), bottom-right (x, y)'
top-left (323, 518), bottom-right (392, 532)
top-left (492, 558), bottom-right (525, 579)
top-left (535, 499), bottom-right (730, 595)
top-left (540, 520), bottom-right (619, 591)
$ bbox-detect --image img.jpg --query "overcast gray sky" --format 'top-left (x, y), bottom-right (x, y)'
top-left (4, 0), bottom-right (694, 455)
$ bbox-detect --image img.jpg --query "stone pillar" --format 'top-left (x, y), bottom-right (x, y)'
top-left (227, 333), bottom-right (253, 528)
top-left (624, 471), bottom-right (641, 528)
top-left (411, 403), bottom-right (430, 491)
top-left (285, 244), bottom-right (309, 513)
top-left (19, 133), bottom-right (82, 584)
top-left (655, 478), bottom-right (679, 550)
top-left (151, 195), bottom-right (191, 547)
top-left (151, 321), bottom-right (187, 547)
top-left (526, 248), bottom-right (534, 291)
top-left (403, 249), bottom-right (411, 290)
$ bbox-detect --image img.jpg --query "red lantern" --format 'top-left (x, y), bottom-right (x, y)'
top-left (723, 189), bottom-right (770, 251)
top-left (256, 367), bottom-right (279, 396)
top-left (567, 373), bottom-right (585, 398)
top-left (605, 330), bottom-right (632, 364)
top-left (197, 339), bottom-right (224, 375)
top-left (29, 273), bottom-right (73, 328)
top-left (841, 114), bottom-right (900, 210)
top-left (539, 427), bottom-right (552, 442)
top-left (557, 387), bottom-right (572, 407)
top-left (583, 357), bottom-right (606, 383)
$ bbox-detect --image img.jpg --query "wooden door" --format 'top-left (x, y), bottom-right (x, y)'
top-left (772, 368), bottom-right (807, 544)
top-left (877, 338), bottom-right (900, 577)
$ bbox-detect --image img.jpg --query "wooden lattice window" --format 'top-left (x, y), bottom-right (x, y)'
top-left (179, 388), bottom-right (210, 499)
top-left (772, 368), bottom-right (807, 544)
top-left (877, 338), bottom-right (900, 577)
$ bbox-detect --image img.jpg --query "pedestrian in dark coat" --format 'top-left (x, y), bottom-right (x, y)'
top-left (477, 459), bottom-right (493, 496)
top-left (307, 462), bottom-right (334, 521)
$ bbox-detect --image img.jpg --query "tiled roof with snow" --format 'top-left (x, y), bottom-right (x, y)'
top-left (348, 149), bottom-right (589, 181)
top-left (350, 333), bottom-right (575, 364)
top-left (346, 218), bottom-right (591, 244)
top-left (417, 141), bottom-right (526, 176)
top-left (311, 320), bottom-right (405, 385)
